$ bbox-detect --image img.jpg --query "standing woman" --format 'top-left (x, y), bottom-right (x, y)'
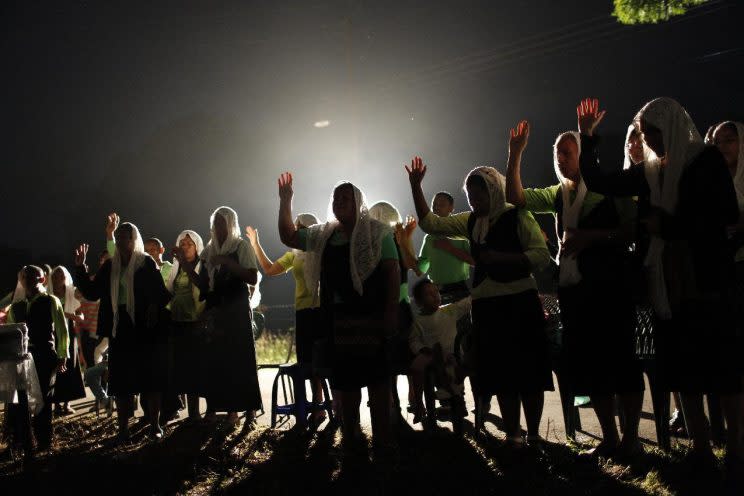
top-left (246, 214), bottom-right (331, 427)
top-left (577, 98), bottom-right (743, 466)
top-left (49, 266), bottom-right (87, 414)
top-left (74, 222), bottom-right (171, 441)
top-left (200, 206), bottom-right (261, 428)
top-left (407, 157), bottom-right (553, 446)
top-left (166, 230), bottom-right (207, 422)
top-left (277, 173), bottom-right (399, 454)
top-left (505, 122), bottom-right (644, 457)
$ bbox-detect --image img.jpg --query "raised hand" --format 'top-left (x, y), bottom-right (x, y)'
top-left (245, 226), bottom-right (259, 246)
top-left (75, 243), bottom-right (89, 267)
top-left (403, 215), bottom-right (417, 237)
top-left (278, 172), bottom-right (293, 202)
top-left (105, 212), bottom-right (120, 238)
top-left (405, 156), bottom-right (427, 187)
top-left (577, 98), bottom-right (606, 137)
top-left (508, 120), bottom-right (530, 156)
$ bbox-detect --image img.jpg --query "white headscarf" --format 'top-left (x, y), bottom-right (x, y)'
top-left (201, 206), bottom-right (243, 290)
top-left (303, 182), bottom-right (390, 300)
top-left (11, 271), bottom-right (26, 304)
top-left (463, 166), bottom-right (509, 244)
top-left (51, 266), bottom-right (80, 315)
top-left (714, 121), bottom-right (744, 212)
top-left (110, 222), bottom-right (147, 337)
top-left (369, 201), bottom-right (403, 226)
top-left (292, 213), bottom-right (319, 264)
top-left (166, 230), bottom-right (205, 292)
top-left (623, 124), bottom-right (639, 171)
top-left (553, 131), bottom-right (587, 287)
top-left (636, 97), bottom-right (705, 319)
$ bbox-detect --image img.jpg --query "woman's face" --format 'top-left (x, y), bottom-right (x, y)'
top-left (639, 119), bottom-right (665, 158)
top-left (51, 270), bottom-right (65, 295)
top-left (213, 214), bottom-right (228, 245)
top-left (713, 125), bottom-right (740, 170)
top-left (179, 234), bottom-right (197, 262)
top-left (466, 178), bottom-right (490, 217)
top-left (627, 131), bottom-right (645, 165)
top-left (555, 136), bottom-right (580, 182)
top-left (332, 184), bottom-right (357, 226)
top-left (114, 227), bottom-right (135, 259)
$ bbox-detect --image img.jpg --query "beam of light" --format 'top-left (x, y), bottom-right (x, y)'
top-left (313, 120), bottom-right (330, 128)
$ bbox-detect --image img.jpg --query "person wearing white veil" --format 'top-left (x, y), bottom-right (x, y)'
top-left (407, 156), bottom-right (553, 447)
top-left (505, 121), bottom-right (643, 458)
top-left (50, 266), bottom-right (86, 414)
top-left (199, 206), bottom-right (261, 428)
top-left (74, 221), bottom-right (171, 442)
top-left (278, 173), bottom-right (400, 454)
top-left (577, 97), bottom-right (742, 466)
top-left (166, 229), bottom-right (207, 422)
top-left (246, 213), bottom-right (332, 428)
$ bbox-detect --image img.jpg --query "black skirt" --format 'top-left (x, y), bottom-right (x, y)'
top-left (52, 326), bottom-right (86, 403)
top-left (295, 307), bottom-right (322, 364)
top-left (169, 320), bottom-right (209, 394)
top-left (558, 283), bottom-right (644, 395)
top-left (470, 290), bottom-right (554, 396)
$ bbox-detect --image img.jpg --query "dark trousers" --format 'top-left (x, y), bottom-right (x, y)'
top-left (31, 349), bottom-right (58, 447)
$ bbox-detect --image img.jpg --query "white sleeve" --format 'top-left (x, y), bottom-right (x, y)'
top-left (237, 240), bottom-right (258, 270)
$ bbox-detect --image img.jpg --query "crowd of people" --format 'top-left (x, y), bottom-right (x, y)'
top-left (1, 96), bottom-right (743, 479)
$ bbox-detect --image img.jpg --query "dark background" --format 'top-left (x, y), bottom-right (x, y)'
top-left (2, 0), bottom-right (743, 304)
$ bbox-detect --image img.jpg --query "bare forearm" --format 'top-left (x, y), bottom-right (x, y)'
top-left (506, 151), bottom-right (526, 207)
top-left (446, 246), bottom-right (475, 266)
top-left (251, 240), bottom-right (275, 273)
top-left (278, 198), bottom-right (301, 249)
top-left (410, 182), bottom-right (431, 221)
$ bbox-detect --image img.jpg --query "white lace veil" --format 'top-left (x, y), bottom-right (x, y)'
top-left (303, 181), bottom-right (390, 301)
top-left (51, 266), bottom-right (80, 315)
top-left (166, 230), bottom-right (205, 293)
top-left (623, 124), bottom-right (639, 170)
top-left (463, 166), bottom-right (508, 244)
top-left (636, 97), bottom-right (704, 319)
top-left (202, 206), bottom-right (243, 290)
top-left (714, 121), bottom-right (744, 211)
top-left (110, 222), bottom-right (147, 337)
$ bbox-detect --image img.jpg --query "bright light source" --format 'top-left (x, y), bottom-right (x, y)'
top-left (314, 120), bottom-right (330, 128)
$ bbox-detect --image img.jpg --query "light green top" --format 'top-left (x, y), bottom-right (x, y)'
top-left (8, 292), bottom-right (70, 359)
top-left (159, 261), bottom-right (173, 284)
top-left (418, 208), bottom-right (550, 300)
top-left (523, 184), bottom-right (637, 224)
top-left (169, 268), bottom-right (205, 322)
top-left (276, 250), bottom-right (316, 311)
top-left (417, 234), bottom-right (471, 286)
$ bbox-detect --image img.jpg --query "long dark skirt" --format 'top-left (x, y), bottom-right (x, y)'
top-left (52, 325), bottom-right (86, 403)
top-left (469, 290), bottom-right (554, 396)
top-left (295, 307), bottom-right (322, 365)
top-left (655, 295), bottom-right (743, 394)
top-left (204, 298), bottom-right (262, 412)
top-left (169, 320), bottom-right (208, 394)
top-left (108, 308), bottom-right (168, 395)
top-left (558, 282), bottom-right (644, 396)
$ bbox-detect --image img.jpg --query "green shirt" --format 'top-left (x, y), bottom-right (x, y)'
top-left (8, 292), bottom-right (70, 360)
top-left (417, 234), bottom-right (471, 286)
top-left (169, 269), bottom-right (205, 322)
top-left (159, 261), bottom-right (173, 284)
top-left (276, 250), bottom-right (316, 311)
top-left (523, 184), bottom-right (637, 224)
top-left (418, 208), bottom-right (550, 300)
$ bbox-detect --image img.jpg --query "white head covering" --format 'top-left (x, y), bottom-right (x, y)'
top-left (202, 206), bottom-right (243, 290)
top-left (463, 166), bottom-right (508, 244)
top-left (51, 266), bottom-right (80, 315)
top-left (714, 121), bottom-right (744, 211)
top-left (166, 230), bottom-right (205, 293)
top-left (292, 213), bottom-right (319, 264)
top-left (369, 201), bottom-right (403, 226)
top-left (636, 97), bottom-right (705, 319)
top-left (623, 124), bottom-right (640, 170)
top-left (110, 222), bottom-right (147, 337)
top-left (11, 270), bottom-right (26, 304)
top-left (552, 131), bottom-right (587, 287)
top-left (303, 181), bottom-right (390, 300)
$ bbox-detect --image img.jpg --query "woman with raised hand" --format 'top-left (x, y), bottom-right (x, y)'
top-left (166, 230), bottom-right (208, 422)
top-left (277, 173), bottom-right (399, 457)
top-left (577, 97), bottom-right (743, 469)
top-left (505, 120), bottom-right (643, 458)
top-left (407, 157), bottom-right (553, 447)
top-left (200, 206), bottom-right (262, 429)
top-left (246, 214), bottom-right (330, 428)
top-left (74, 221), bottom-right (171, 441)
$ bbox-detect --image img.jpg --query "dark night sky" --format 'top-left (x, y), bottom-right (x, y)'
top-left (2, 0), bottom-right (743, 303)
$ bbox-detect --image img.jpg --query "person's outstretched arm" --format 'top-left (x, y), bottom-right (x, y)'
top-left (505, 120), bottom-right (529, 208)
top-left (406, 156), bottom-right (431, 221)
top-left (245, 226), bottom-right (288, 276)
top-left (277, 172), bottom-right (302, 249)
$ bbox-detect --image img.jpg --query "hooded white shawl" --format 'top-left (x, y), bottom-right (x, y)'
top-left (110, 222), bottom-right (148, 337)
top-left (201, 206), bottom-right (243, 291)
top-left (464, 166), bottom-right (509, 244)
